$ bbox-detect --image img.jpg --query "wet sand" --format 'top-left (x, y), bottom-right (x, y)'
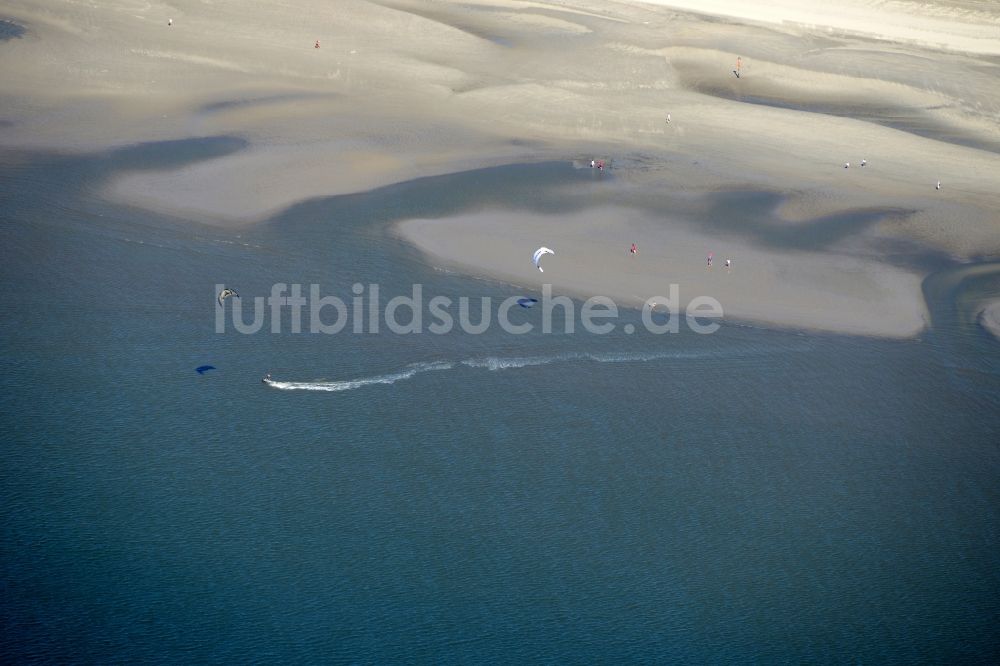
top-left (1, 0), bottom-right (998, 336)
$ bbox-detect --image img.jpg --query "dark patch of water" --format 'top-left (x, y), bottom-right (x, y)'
top-left (0, 19), bottom-right (25, 41)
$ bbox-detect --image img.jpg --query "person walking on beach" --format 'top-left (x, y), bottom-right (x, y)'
top-left (725, 258), bottom-right (731, 268)
top-left (707, 252), bottom-right (714, 267)
top-left (630, 243), bottom-right (638, 256)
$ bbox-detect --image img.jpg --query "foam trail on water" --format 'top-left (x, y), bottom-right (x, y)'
top-left (462, 349), bottom-right (705, 370)
top-left (266, 361), bottom-right (454, 391)
top-left (265, 349), bottom-right (714, 393)
top-left (461, 355), bottom-right (564, 371)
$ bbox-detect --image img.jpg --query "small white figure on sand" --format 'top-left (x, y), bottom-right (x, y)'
top-left (844, 162), bottom-right (850, 169)
top-left (725, 258), bottom-right (732, 269)
top-left (666, 113), bottom-right (671, 124)
top-left (861, 159), bottom-right (866, 167)
top-left (168, 18), bottom-right (173, 26)
top-left (936, 180), bottom-right (941, 190)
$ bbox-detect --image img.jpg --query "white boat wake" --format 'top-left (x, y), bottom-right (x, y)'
top-left (263, 361), bottom-right (454, 393)
top-left (263, 349), bottom-right (718, 393)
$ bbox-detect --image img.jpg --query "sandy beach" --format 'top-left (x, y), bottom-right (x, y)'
top-left (2, 0), bottom-right (998, 336)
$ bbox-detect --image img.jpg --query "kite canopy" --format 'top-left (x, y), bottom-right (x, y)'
top-left (195, 365), bottom-right (216, 374)
top-left (517, 297), bottom-right (539, 308)
top-left (532, 247), bottom-right (554, 272)
top-left (218, 288), bottom-right (240, 306)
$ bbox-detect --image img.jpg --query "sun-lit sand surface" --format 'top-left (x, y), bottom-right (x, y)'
top-left (397, 207), bottom-right (929, 338)
top-left (1, 0), bottom-right (998, 336)
top-left (980, 301), bottom-right (1000, 341)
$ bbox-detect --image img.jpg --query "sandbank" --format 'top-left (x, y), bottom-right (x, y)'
top-left (1, 0), bottom-right (998, 336)
top-left (397, 206), bottom-right (928, 338)
top-left (979, 301), bottom-right (1000, 342)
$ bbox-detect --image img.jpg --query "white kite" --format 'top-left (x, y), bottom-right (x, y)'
top-left (532, 247), bottom-right (554, 272)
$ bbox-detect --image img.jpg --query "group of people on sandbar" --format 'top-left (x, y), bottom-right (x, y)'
top-left (705, 253), bottom-right (733, 269)
top-left (844, 159), bottom-right (941, 189)
top-left (626, 243), bottom-right (732, 269)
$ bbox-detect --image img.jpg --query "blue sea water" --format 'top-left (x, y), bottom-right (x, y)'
top-left (1, 143), bottom-right (999, 663)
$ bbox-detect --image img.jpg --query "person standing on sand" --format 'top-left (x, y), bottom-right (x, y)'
top-left (630, 243), bottom-right (638, 256)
